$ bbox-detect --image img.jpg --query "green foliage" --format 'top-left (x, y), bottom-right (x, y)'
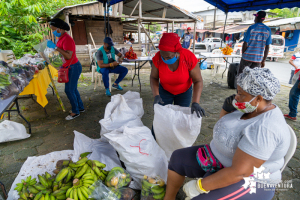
top-left (270, 7), bottom-right (300, 18)
top-left (145, 23), bottom-right (162, 33)
top-left (0, 0), bottom-right (88, 58)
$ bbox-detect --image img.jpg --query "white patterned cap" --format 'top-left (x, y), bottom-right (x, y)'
top-left (237, 67), bottom-right (280, 100)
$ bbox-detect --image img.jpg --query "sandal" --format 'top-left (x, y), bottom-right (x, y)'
top-left (65, 113), bottom-right (80, 120)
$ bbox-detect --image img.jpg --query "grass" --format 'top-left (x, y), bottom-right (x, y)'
top-left (21, 106), bottom-right (29, 111)
top-left (123, 84), bottom-right (128, 87)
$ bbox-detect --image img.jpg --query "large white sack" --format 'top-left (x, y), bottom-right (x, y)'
top-left (104, 126), bottom-right (168, 189)
top-left (123, 91), bottom-right (144, 118)
top-left (0, 120), bottom-right (30, 143)
top-left (72, 131), bottom-right (121, 170)
top-left (153, 104), bottom-right (202, 160)
top-left (99, 92), bottom-right (143, 137)
top-left (7, 150), bottom-right (74, 200)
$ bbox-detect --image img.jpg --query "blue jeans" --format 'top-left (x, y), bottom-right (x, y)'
top-left (159, 84), bottom-right (193, 107)
top-left (288, 79), bottom-right (300, 117)
top-left (100, 65), bottom-right (128, 89)
top-left (65, 61), bottom-right (84, 114)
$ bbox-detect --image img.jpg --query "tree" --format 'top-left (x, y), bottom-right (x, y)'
top-left (0, 0), bottom-right (88, 58)
top-left (270, 7), bottom-right (300, 18)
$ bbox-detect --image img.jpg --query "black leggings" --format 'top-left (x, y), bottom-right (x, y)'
top-left (169, 146), bottom-right (275, 200)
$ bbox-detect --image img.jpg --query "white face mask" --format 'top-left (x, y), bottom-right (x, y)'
top-left (232, 96), bottom-right (259, 113)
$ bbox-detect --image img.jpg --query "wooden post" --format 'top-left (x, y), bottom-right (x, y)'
top-left (69, 23), bottom-right (73, 38)
top-left (193, 21), bottom-right (196, 53)
top-left (167, 23), bottom-right (169, 33)
top-left (139, 21), bottom-right (156, 50)
top-left (64, 11), bottom-right (70, 35)
top-left (162, 7), bottom-right (167, 18)
top-left (118, 1), bottom-right (123, 16)
top-left (172, 21), bottom-right (174, 33)
top-left (138, 0), bottom-right (142, 44)
top-left (138, 19), bottom-right (141, 44)
top-left (148, 24), bottom-right (150, 52)
top-left (130, 1), bottom-right (139, 17)
top-left (139, 0), bottom-right (142, 18)
top-left (89, 32), bottom-right (96, 48)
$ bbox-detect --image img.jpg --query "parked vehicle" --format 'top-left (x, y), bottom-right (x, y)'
top-left (202, 38), bottom-right (227, 52)
top-left (190, 43), bottom-right (207, 54)
top-left (233, 35), bottom-right (285, 61)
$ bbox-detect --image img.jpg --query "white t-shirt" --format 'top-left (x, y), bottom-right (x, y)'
top-left (210, 106), bottom-right (290, 184)
top-left (290, 52), bottom-right (300, 70)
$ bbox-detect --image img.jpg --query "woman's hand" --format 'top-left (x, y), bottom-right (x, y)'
top-left (153, 95), bottom-right (164, 105)
top-left (191, 103), bottom-right (205, 117)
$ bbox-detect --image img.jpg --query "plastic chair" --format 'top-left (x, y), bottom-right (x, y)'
top-left (211, 49), bottom-right (226, 77)
top-left (92, 52), bottom-right (116, 92)
top-left (280, 124), bottom-right (297, 172)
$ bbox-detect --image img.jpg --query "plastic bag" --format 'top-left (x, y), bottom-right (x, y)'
top-left (99, 92), bottom-right (144, 137)
top-left (153, 104), bottom-right (202, 160)
top-left (0, 120), bottom-right (30, 143)
top-left (122, 91), bottom-right (144, 118)
top-left (89, 181), bottom-right (120, 200)
top-left (44, 47), bottom-right (63, 67)
top-left (105, 167), bottom-right (131, 188)
top-left (104, 126), bottom-right (168, 189)
top-left (0, 74), bottom-right (11, 89)
top-left (141, 175), bottom-right (166, 200)
top-left (109, 187), bottom-right (136, 200)
top-left (0, 82), bottom-right (20, 100)
top-left (292, 70), bottom-right (300, 85)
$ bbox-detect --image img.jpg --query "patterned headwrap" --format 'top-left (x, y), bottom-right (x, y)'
top-left (237, 67), bottom-right (280, 100)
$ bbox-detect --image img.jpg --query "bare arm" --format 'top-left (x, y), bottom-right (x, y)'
top-left (202, 148), bottom-right (265, 191)
top-left (188, 39), bottom-right (193, 49)
top-left (56, 48), bottom-right (73, 60)
top-left (117, 52), bottom-right (124, 61)
top-left (190, 63), bottom-right (203, 103)
top-left (97, 60), bottom-right (119, 68)
top-left (242, 42), bottom-right (247, 54)
top-left (263, 45), bottom-right (269, 62)
top-left (150, 63), bottom-right (160, 97)
top-left (289, 59), bottom-right (298, 69)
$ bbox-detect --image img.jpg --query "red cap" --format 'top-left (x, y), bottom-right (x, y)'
top-left (158, 33), bottom-right (183, 52)
top-left (187, 27), bottom-right (192, 30)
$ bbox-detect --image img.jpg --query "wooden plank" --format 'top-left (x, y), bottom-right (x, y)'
top-left (94, 4), bottom-right (100, 15)
top-left (77, 6), bottom-right (83, 15)
top-left (139, 0), bottom-right (142, 18)
top-left (83, 5), bottom-right (90, 15)
top-left (88, 5), bottom-right (95, 15)
top-left (130, 1), bottom-right (139, 17)
top-left (139, 21), bottom-right (156, 50)
top-left (112, 5), bottom-right (118, 17)
top-left (162, 8), bottom-right (167, 18)
top-left (193, 22), bottom-right (196, 53)
top-left (118, 2), bottom-right (123, 16)
top-left (71, 7), bottom-right (77, 15)
top-left (99, 3), bottom-right (104, 16)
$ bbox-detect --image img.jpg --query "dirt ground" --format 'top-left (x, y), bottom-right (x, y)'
top-left (0, 68), bottom-right (299, 199)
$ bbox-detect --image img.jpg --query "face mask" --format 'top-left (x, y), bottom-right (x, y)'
top-left (161, 54), bottom-right (178, 65)
top-left (53, 29), bottom-right (61, 37)
top-left (232, 96), bottom-right (259, 113)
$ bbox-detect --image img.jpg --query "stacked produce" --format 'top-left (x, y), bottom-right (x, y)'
top-left (14, 152), bottom-right (108, 200)
top-left (141, 175), bottom-right (166, 200)
top-left (124, 46), bottom-right (137, 59)
top-left (221, 45), bottom-right (233, 55)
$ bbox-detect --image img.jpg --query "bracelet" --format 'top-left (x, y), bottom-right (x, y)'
top-left (110, 63), bottom-right (113, 67)
top-left (197, 178), bottom-right (210, 193)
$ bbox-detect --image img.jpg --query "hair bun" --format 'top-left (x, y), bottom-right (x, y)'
top-left (63, 22), bottom-right (70, 31)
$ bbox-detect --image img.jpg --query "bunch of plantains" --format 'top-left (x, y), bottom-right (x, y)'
top-left (14, 152), bottom-right (108, 200)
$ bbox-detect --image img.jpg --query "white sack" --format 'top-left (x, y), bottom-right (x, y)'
top-left (104, 126), bottom-right (168, 189)
top-left (72, 130), bottom-right (121, 170)
top-left (99, 92), bottom-right (143, 137)
top-left (123, 91), bottom-right (144, 118)
top-left (153, 104), bottom-right (202, 160)
top-left (0, 120), bottom-right (30, 143)
top-left (8, 150), bottom-right (74, 200)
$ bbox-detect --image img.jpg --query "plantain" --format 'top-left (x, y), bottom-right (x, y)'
top-left (28, 186), bottom-right (39, 194)
top-left (74, 164), bottom-right (88, 179)
top-left (53, 169), bottom-right (60, 175)
top-left (33, 191), bottom-right (43, 200)
top-left (55, 167), bottom-right (69, 182)
top-left (45, 193), bottom-right (50, 200)
top-left (38, 175), bottom-right (49, 188)
top-left (153, 191), bottom-right (166, 199)
top-left (66, 187), bottom-right (73, 198)
top-left (79, 152), bottom-right (91, 159)
top-left (93, 160), bottom-right (106, 168)
top-left (45, 172), bottom-right (51, 179)
top-left (73, 188), bottom-right (78, 200)
top-left (52, 189), bottom-right (66, 197)
top-left (56, 194), bottom-right (66, 200)
top-left (75, 157), bottom-right (88, 165)
top-left (64, 168), bottom-right (73, 183)
top-left (35, 183), bottom-right (47, 191)
top-left (77, 187), bottom-right (86, 200)
top-left (50, 194), bottom-right (56, 200)
top-left (80, 186), bottom-right (89, 199)
top-left (56, 160), bottom-right (71, 169)
top-left (29, 178), bottom-right (37, 186)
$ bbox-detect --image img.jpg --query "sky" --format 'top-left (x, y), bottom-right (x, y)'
top-left (162, 0), bottom-right (213, 12)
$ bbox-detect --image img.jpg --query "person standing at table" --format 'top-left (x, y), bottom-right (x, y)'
top-left (96, 37), bottom-right (128, 97)
top-left (150, 33), bottom-right (205, 118)
top-left (47, 18), bottom-right (84, 120)
top-left (238, 10), bottom-right (271, 74)
top-left (181, 27), bottom-right (193, 50)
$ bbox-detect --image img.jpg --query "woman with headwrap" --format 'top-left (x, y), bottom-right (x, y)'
top-left (164, 67), bottom-right (290, 200)
top-left (47, 18), bottom-right (84, 120)
top-left (150, 33), bottom-right (205, 118)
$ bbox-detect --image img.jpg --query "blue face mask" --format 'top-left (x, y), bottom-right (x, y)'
top-left (53, 30), bottom-right (61, 37)
top-left (161, 54), bottom-right (178, 65)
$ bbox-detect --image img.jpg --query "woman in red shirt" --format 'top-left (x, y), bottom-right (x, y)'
top-left (47, 18), bottom-right (84, 120)
top-left (150, 33), bottom-right (205, 118)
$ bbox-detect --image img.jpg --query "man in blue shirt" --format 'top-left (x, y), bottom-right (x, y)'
top-left (181, 27), bottom-right (193, 50)
top-left (238, 11), bottom-right (271, 74)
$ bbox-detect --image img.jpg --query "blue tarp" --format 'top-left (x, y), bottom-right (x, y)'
top-left (97, 0), bottom-right (125, 6)
top-left (204, 0), bottom-right (300, 13)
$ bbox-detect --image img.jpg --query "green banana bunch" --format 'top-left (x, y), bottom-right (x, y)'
top-left (69, 157), bottom-right (88, 168)
top-left (79, 152), bottom-right (92, 159)
top-left (55, 167), bottom-right (69, 182)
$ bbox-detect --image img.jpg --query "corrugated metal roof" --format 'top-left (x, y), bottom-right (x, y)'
top-left (264, 17), bottom-right (300, 27)
top-left (51, 0), bottom-right (199, 21)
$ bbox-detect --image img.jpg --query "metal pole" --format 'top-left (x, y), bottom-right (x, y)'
top-left (104, 1), bottom-right (107, 37)
top-left (107, 3), bottom-right (110, 37)
top-left (221, 12), bottom-right (228, 48)
top-left (213, 6), bottom-right (216, 37)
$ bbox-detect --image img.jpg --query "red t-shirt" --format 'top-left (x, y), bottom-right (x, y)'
top-left (152, 48), bottom-right (198, 95)
top-left (56, 32), bottom-right (78, 67)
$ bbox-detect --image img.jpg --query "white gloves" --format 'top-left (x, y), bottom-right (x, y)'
top-left (183, 179), bottom-right (209, 199)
